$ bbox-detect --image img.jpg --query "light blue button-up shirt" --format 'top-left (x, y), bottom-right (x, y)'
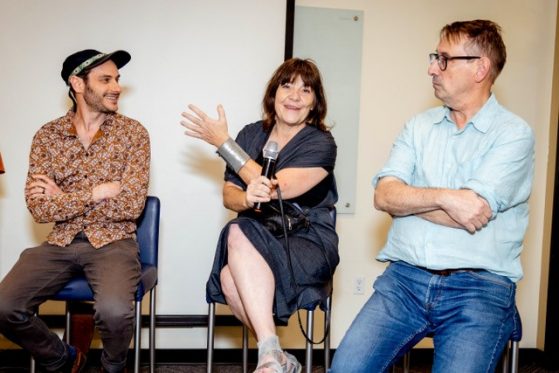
top-left (373, 94), bottom-right (534, 282)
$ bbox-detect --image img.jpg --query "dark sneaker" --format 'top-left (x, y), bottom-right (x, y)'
top-left (61, 347), bottom-right (86, 373)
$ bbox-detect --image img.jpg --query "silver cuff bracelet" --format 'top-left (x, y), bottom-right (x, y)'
top-left (217, 138), bottom-right (250, 173)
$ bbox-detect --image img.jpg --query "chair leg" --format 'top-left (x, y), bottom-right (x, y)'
top-left (305, 309), bottom-right (314, 373)
top-left (510, 340), bottom-right (520, 373)
top-left (324, 296), bottom-right (332, 372)
top-left (149, 288), bottom-right (156, 373)
top-left (134, 300), bottom-right (142, 373)
top-left (30, 354), bottom-right (36, 373)
top-left (30, 310), bottom-right (37, 373)
top-left (242, 324), bottom-right (249, 373)
top-left (501, 340), bottom-right (511, 373)
top-left (207, 303), bottom-right (216, 373)
top-left (403, 351), bottom-right (410, 373)
top-left (65, 305), bottom-right (72, 344)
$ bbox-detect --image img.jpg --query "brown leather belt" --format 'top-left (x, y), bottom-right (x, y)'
top-left (421, 267), bottom-right (479, 276)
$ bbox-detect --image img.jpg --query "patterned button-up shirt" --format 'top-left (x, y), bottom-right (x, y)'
top-left (25, 111), bottom-right (151, 248)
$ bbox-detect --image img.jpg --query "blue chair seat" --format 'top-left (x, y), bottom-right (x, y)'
top-left (52, 264), bottom-right (158, 302)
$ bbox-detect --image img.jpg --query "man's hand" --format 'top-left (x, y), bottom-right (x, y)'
top-left (440, 189), bottom-right (492, 233)
top-left (26, 174), bottom-right (63, 199)
top-left (375, 177), bottom-right (492, 233)
top-left (92, 182), bottom-right (122, 203)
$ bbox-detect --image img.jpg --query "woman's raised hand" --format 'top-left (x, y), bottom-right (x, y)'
top-left (180, 104), bottom-right (230, 147)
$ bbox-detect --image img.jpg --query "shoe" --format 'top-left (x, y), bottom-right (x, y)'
top-left (61, 347), bottom-right (86, 373)
top-left (283, 351), bottom-right (302, 373)
top-left (255, 336), bottom-right (282, 373)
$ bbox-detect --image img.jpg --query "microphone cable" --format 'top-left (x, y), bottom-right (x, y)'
top-left (276, 185), bottom-right (331, 345)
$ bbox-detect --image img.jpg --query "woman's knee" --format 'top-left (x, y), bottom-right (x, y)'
top-left (227, 224), bottom-right (249, 250)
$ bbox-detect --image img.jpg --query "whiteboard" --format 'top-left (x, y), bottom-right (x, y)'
top-left (293, 6), bottom-right (364, 213)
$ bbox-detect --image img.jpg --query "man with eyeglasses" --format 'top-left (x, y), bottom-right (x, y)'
top-left (331, 20), bottom-right (534, 372)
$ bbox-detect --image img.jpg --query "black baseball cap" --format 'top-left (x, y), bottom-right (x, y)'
top-left (61, 49), bottom-right (131, 85)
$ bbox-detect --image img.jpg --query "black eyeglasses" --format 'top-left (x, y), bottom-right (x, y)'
top-left (429, 53), bottom-right (481, 71)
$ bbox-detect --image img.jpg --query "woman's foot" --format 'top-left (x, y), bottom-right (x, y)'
top-left (254, 336), bottom-right (282, 373)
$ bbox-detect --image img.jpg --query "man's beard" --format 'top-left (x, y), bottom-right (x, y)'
top-left (84, 85), bottom-right (117, 114)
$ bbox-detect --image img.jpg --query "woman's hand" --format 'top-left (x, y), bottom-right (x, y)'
top-left (245, 176), bottom-right (277, 208)
top-left (180, 104), bottom-right (230, 147)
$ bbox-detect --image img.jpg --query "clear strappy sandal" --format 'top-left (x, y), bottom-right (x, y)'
top-left (254, 336), bottom-right (283, 373)
top-left (283, 351), bottom-right (302, 373)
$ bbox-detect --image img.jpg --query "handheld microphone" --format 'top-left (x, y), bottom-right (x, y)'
top-left (254, 141), bottom-right (279, 212)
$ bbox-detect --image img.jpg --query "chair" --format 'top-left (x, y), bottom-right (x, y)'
top-left (206, 208), bottom-right (336, 373)
top-left (31, 196), bottom-right (160, 373)
top-left (499, 307), bottom-right (522, 373)
top-left (396, 306), bottom-right (522, 373)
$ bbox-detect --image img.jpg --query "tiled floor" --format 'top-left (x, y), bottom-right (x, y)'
top-left (1, 364), bottom-right (558, 373)
top-left (1, 353), bottom-right (559, 373)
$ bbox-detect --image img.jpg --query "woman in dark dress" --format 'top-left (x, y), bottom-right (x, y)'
top-left (181, 58), bottom-right (338, 373)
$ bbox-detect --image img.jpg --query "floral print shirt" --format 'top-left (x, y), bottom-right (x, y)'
top-left (25, 111), bottom-right (150, 248)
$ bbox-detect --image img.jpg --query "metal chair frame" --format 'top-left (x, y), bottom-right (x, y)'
top-left (396, 339), bottom-right (519, 373)
top-left (397, 308), bottom-right (522, 373)
top-left (206, 295), bottom-right (332, 373)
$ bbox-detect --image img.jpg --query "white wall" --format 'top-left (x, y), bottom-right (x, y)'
top-left (0, 0), bottom-right (557, 352)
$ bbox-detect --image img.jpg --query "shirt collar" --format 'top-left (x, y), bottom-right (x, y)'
top-left (61, 110), bottom-right (115, 137)
top-left (467, 93), bottom-right (498, 133)
top-left (434, 93), bottom-right (498, 134)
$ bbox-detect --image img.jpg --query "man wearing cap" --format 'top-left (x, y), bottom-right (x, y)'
top-left (0, 49), bottom-right (150, 373)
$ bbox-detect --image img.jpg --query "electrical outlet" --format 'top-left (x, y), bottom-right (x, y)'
top-left (354, 276), bottom-right (365, 295)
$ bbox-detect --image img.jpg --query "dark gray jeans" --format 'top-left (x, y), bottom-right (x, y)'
top-left (0, 235), bottom-right (140, 372)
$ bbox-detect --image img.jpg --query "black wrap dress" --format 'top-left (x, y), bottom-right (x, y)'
top-left (206, 121), bottom-right (339, 323)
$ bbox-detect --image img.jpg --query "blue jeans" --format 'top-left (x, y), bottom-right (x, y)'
top-left (330, 261), bottom-right (517, 373)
